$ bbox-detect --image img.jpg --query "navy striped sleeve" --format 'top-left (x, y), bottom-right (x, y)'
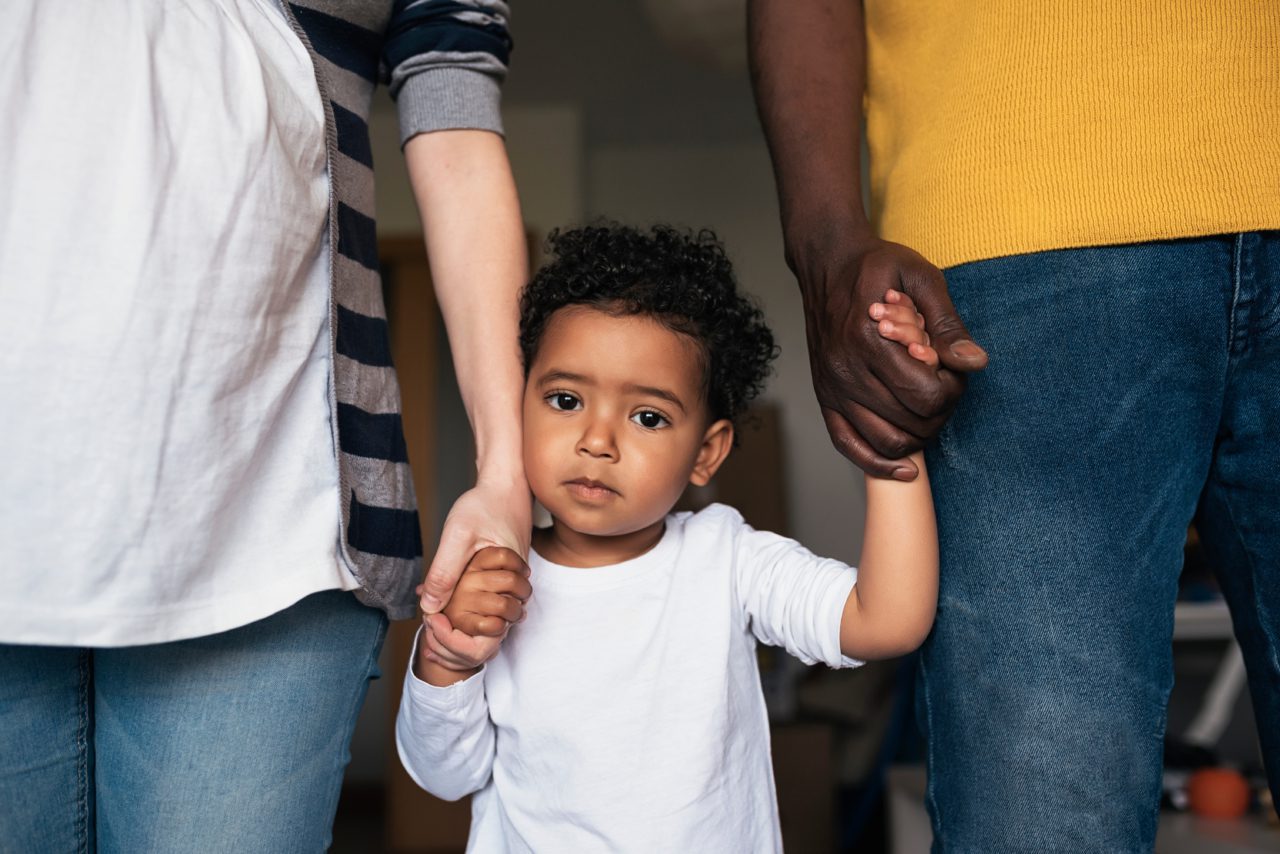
top-left (384, 0), bottom-right (513, 72)
top-left (336, 202), bottom-right (379, 271)
top-left (337, 403), bottom-right (410, 463)
top-left (336, 305), bottom-right (395, 368)
top-left (289, 4), bottom-right (382, 83)
top-left (348, 491), bottom-right (424, 560)
top-left (332, 102), bottom-right (374, 168)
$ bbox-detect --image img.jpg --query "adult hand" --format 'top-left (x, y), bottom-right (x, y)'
top-left (417, 473), bottom-right (531, 615)
top-left (795, 235), bottom-right (988, 480)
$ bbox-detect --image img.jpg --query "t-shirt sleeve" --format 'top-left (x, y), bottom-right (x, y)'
top-left (382, 0), bottom-right (511, 143)
top-left (395, 628), bottom-right (498, 801)
top-left (729, 511), bottom-right (862, 669)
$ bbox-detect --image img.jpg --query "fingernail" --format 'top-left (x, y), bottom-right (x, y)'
top-left (870, 304), bottom-right (884, 319)
top-left (421, 595), bottom-right (442, 613)
top-left (893, 467), bottom-right (915, 481)
top-left (950, 340), bottom-right (986, 359)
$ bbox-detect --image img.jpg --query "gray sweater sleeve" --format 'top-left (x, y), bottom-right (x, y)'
top-left (383, 0), bottom-right (511, 143)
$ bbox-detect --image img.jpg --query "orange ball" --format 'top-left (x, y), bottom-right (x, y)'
top-left (1186, 767), bottom-right (1251, 820)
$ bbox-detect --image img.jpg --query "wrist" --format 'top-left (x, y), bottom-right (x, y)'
top-left (473, 431), bottom-right (525, 486)
top-left (474, 460), bottom-right (528, 493)
top-left (414, 647), bottom-right (481, 687)
top-left (782, 206), bottom-right (875, 277)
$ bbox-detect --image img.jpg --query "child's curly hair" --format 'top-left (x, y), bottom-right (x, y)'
top-left (519, 222), bottom-right (778, 426)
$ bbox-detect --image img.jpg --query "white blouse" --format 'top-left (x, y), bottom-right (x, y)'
top-left (0, 0), bottom-right (359, 646)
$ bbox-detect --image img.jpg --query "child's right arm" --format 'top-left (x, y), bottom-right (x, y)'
top-left (838, 290), bottom-right (940, 660)
top-left (396, 642), bottom-right (498, 801)
top-left (416, 546), bottom-right (531, 687)
top-left (396, 547), bottom-right (530, 800)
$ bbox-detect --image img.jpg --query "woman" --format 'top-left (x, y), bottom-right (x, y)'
top-left (0, 1), bottom-right (528, 849)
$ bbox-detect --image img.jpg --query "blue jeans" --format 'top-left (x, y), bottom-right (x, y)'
top-left (921, 233), bottom-right (1280, 852)
top-left (0, 590), bottom-right (387, 853)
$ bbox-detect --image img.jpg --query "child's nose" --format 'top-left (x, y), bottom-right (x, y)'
top-left (576, 419), bottom-right (618, 460)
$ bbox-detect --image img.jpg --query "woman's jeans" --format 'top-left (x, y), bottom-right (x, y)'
top-left (0, 589), bottom-right (388, 853)
top-left (921, 232), bottom-right (1280, 852)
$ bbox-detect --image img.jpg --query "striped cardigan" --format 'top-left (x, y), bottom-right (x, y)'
top-left (279, 0), bottom-right (511, 619)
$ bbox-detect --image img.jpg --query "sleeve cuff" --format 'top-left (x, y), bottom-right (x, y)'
top-left (403, 627), bottom-right (487, 712)
top-left (825, 571), bottom-right (864, 670)
top-left (396, 68), bottom-right (504, 145)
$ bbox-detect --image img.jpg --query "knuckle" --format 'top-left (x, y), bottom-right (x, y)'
top-left (914, 385), bottom-right (948, 416)
top-left (879, 434), bottom-right (914, 459)
top-left (829, 427), bottom-right (866, 462)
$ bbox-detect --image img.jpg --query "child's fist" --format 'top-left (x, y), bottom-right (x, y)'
top-left (414, 546), bottom-right (532, 686)
top-left (442, 546), bottom-right (532, 638)
top-left (868, 289), bottom-right (939, 367)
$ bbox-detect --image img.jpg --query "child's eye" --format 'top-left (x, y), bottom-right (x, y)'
top-left (546, 392), bottom-right (581, 412)
top-left (631, 410), bottom-right (670, 430)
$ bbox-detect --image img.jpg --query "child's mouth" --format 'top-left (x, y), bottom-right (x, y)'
top-left (565, 478), bottom-right (618, 501)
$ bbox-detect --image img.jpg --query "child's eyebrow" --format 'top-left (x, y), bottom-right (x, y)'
top-left (624, 383), bottom-right (687, 414)
top-left (536, 369), bottom-right (591, 387)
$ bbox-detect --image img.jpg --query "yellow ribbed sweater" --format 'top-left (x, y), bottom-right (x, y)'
top-left (864, 1), bottom-right (1280, 270)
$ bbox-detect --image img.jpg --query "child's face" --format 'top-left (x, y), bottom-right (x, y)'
top-left (523, 306), bottom-right (732, 542)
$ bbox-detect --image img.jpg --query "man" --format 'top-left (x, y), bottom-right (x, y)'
top-left (749, 1), bottom-right (1279, 849)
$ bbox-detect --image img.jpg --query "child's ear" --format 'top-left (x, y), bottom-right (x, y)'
top-left (689, 419), bottom-right (734, 487)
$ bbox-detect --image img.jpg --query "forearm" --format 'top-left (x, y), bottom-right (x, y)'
top-left (396, 645), bottom-right (497, 800)
top-left (748, 0), bottom-right (871, 275)
top-left (840, 452), bottom-right (939, 658)
top-left (404, 129), bottom-right (527, 483)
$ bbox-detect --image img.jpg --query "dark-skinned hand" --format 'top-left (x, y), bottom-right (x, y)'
top-left (796, 235), bottom-right (988, 480)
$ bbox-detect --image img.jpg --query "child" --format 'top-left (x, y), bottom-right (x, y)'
top-left (396, 223), bottom-right (939, 852)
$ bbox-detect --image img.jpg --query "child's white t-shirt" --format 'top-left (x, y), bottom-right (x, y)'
top-left (396, 503), bottom-right (861, 853)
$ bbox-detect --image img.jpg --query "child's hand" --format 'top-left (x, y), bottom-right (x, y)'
top-left (441, 546), bottom-right (531, 638)
top-left (869, 289), bottom-right (939, 368)
top-left (416, 546), bottom-right (531, 686)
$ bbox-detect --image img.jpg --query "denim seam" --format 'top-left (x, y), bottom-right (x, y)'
top-left (76, 651), bottom-right (91, 854)
top-left (919, 653), bottom-right (942, 848)
top-left (1228, 234), bottom-right (1244, 357)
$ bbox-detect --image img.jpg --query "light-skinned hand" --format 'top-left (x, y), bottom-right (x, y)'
top-left (416, 474), bottom-right (531, 616)
top-left (870, 288), bottom-right (939, 367)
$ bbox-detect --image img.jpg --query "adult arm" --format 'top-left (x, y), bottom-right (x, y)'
top-left (839, 453), bottom-right (938, 659)
top-left (747, 0), bottom-right (987, 480)
top-left (396, 632), bottom-right (498, 801)
top-left (387, 2), bottom-right (531, 634)
top-left (404, 130), bottom-right (530, 627)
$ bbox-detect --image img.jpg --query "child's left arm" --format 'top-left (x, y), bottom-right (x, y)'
top-left (839, 452), bottom-right (938, 659)
top-left (839, 290), bottom-right (940, 659)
